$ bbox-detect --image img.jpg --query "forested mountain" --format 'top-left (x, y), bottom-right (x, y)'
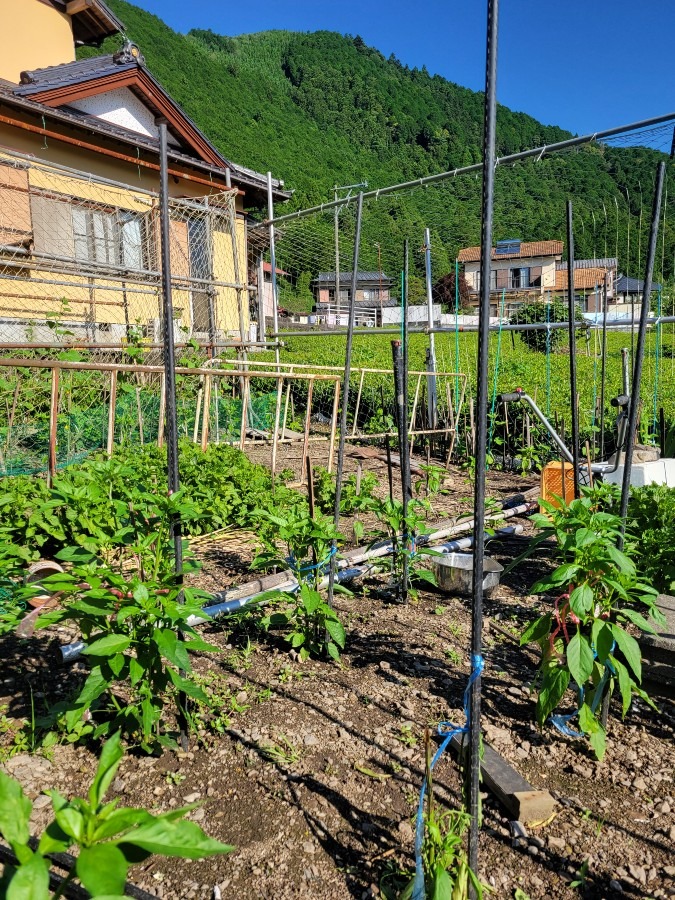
top-left (90, 2), bottom-right (673, 289)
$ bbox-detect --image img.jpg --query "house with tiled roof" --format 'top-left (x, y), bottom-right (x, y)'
top-left (554, 258), bottom-right (617, 311)
top-left (0, 0), bottom-right (289, 344)
top-left (311, 272), bottom-right (395, 327)
top-left (458, 239), bottom-right (563, 315)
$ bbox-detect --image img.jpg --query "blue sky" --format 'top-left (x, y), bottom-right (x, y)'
top-left (129, 0), bottom-right (674, 141)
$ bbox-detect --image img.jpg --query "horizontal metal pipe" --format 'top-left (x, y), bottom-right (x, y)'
top-left (0, 340), bottom-right (279, 350)
top-left (256, 112), bottom-right (675, 226)
top-left (272, 316), bottom-right (675, 339)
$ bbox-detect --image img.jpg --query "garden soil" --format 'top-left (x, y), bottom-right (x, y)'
top-left (1, 460), bottom-right (673, 900)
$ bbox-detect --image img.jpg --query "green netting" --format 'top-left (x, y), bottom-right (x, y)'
top-left (0, 387), bottom-right (278, 477)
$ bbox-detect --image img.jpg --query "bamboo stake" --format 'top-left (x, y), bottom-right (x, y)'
top-left (301, 378), bottom-right (314, 484)
top-left (327, 380), bottom-right (340, 473)
top-left (351, 369), bottom-right (366, 437)
top-left (239, 375), bottom-right (249, 452)
top-left (201, 374), bottom-right (211, 452)
top-left (135, 386), bottom-right (145, 445)
top-left (106, 370), bottom-right (117, 456)
top-left (270, 376), bottom-right (284, 480)
top-left (193, 381), bottom-right (203, 443)
top-left (47, 367), bottom-right (59, 487)
top-left (158, 374), bottom-right (166, 448)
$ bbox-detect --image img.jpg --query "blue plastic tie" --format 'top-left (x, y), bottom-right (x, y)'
top-left (412, 654), bottom-right (484, 900)
top-left (288, 545), bottom-right (337, 576)
top-left (550, 642), bottom-right (615, 739)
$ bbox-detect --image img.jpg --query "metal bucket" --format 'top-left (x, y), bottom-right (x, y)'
top-left (433, 552), bottom-right (503, 598)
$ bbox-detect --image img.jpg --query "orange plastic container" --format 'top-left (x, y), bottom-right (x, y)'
top-left (540, 460), bottom-right (575, 509)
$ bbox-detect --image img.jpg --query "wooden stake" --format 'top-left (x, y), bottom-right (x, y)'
top-left (106, 370), bottom-right (117, 456)
top-left (327, 380), bottom-right (340, 473)
top-left (201, 374), bottom-right (211, 452)
top-left (158, 373), bottom-right (166, 448)
top-left (239, 376), bottom-right (249, 452)
top-left (135, 386), bottom-right (144, 445)
top-left (48, 367), bottom-right (59, 487)
top-left (301, 378), bottom-right (314, 484)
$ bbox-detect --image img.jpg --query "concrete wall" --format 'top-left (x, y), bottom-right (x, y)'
top-left (0, 0), bottom-right (75, 84)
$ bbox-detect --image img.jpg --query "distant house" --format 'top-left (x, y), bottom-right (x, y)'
top-left (259, 262), bottom-right (290, 319)
top-left (553, 258), bottom-right (617, 312)
top-left (614, 275), bottom-right (661, 308)
top-left (458, 239), bottom-right (563, 315)
top-left (312, 271), bottom-right (395, 326)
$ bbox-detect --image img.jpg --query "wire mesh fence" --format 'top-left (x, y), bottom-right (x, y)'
top-left (0, 148), bottom-right (251, 348)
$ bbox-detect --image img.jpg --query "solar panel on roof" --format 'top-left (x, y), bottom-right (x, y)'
top-left (495, 239), bottom-right (521, 255)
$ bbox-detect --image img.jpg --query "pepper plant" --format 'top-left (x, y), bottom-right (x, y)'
top-left (0, 731), bottom-right (231, 898)
top-left (520, 486), bottom-right (664, 759)
top-left (253, 505), bottom-right (347, 660)
top-left (369, 496), bottom-right (439, 598)
top-left (36, 543), bottom-right (216, 751)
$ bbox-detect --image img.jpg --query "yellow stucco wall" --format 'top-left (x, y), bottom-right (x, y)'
top-left (0, 0), bottom-right (75, 84)
top-left (0, 140), bottom-right (248, 337)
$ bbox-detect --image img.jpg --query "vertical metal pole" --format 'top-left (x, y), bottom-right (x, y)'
top-left (267, 173), bottom-right (282, 462)
top-left (599, 281), bottom-right (608, 460)
top-left (267, 173), bottom-right (281, 368)
top-left (327, 193), bottom-right (364, 608)
top-left (158, 120), bottom-right (183, 576)
top-left (403, 239), bottom-right (410, 496)
top-left (469, 0), bottom-right (498, 877)
top-left (48, 366), bottom-right (59, 486)
top-left (256, 254), bottom-right (266, 345)
top-left (424, 228), bottom-right (438, 428)
top-left (566, 200), bottom-right (581, 498)
top-left (618, 162), bottom-right (666, 547)
top-left (334, 186), bottom-right (341, 327)
top-left (392, 340), bottom-right (409, 602)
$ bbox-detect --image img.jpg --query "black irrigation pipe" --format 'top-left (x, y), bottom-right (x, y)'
top-left (618, 161), bottom-right (666, 548)
top-left (566, 200), bottom-right (581, 498)
top-left (327, 191), bottom-right (364, 608)
top-left (0, 842), bottom-right (158, 900)
top-left (258, 112), bottom-right (675, 227)
top-left (469, 0), bottom-right (499, 877)
top-left (273, 317), bottom-right (675, 339)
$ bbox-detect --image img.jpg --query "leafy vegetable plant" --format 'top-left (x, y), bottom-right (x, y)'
top-left (0, 731), bottom-right (231, 898)
top-left (369, 496), bottom-right (438, 598)
top-left (36, 546), bottom-right (216, 751)
top-left (520, 486), bottom-right (664, 759)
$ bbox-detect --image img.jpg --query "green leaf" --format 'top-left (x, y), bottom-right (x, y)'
top-left (520, 613), bottom-right (552, 646)
top-left (566, 632), bottom-right (594, 687)
top-left (594, 622), bottom-right (614, 663)
top-left (166, 667), bottom-right (208, 701)
top-left (115, 817), bottom-right (233, 859)
top-left (611, 624), bottom-right (642, 683)
top-left (133, 584), bottom-right (149, 602)
top-left (83, 634), bottom-right (131, 657)
top-left (37, 819), bottom-right (72, 856)
top-left (290, 632), bottom-right (305, 648)
top-left (154, 629), bottom-right (191, 671)
top-left (325, 618), bottom-right (346, 649)
top-left (611, 657), bottom-right (633, 717)
top-left (54, 806), bottom-right (85, 843)
top-left (569, 583), bottom-right (593, 618)
top-left (430, 864), bottom-right (453, 900)
top-left (0, 771), bottom-right (32, 847)
top-left (617, 608), bottom-right (657, 635)
top-left (6, 851), bottom-right (50, 900)
top-left (326, 641), bottom-right (340, 661)
top-left (89, 732), bottom-right (124, 808)
top-left (76, 844), bottom-right (128, 897)
top-left (536, 666), bottom-right (570, 725)
top-left (588, 726), bottom-right (606, 761)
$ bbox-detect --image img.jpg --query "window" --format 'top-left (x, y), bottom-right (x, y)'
top-left (509, 267), bottom-right (530, 289)
top-left (72, 207), bottom-right (118, 265)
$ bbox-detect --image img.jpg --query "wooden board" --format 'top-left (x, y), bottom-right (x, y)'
top-left (450, 734), bottom-right (556, 824)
